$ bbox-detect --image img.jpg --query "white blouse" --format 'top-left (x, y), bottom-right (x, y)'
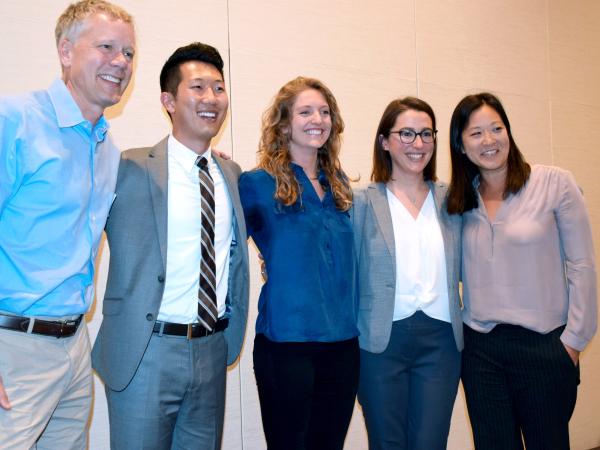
top-left (387, 189), bottom-right (451, 323)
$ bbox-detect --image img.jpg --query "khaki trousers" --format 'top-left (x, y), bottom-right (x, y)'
top-left (0, 320), bottom-right (92, 450)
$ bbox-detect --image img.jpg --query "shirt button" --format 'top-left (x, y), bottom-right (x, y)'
top-left (146, 313), bottom-right (154, 321)
top-left (157, 275), bottom-right (165, 283)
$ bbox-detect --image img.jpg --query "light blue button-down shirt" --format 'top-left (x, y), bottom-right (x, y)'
top-left (0, 79), bottom-right (120, 316)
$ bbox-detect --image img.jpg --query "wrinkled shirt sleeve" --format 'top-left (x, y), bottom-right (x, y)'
top-left (556, 170), bottom-right (597, 351)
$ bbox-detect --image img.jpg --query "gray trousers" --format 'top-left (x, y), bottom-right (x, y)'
top-left (0, 320), bottom-right (92, 450)
top-left (105, 330), bottom-right (227, 450)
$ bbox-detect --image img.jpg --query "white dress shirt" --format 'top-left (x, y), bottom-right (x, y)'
top-left (158, 135), bottom-right (233, 324)
top-left (387, 189), bottom-right (451, 323)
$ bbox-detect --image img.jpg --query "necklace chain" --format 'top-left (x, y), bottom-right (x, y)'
top-left (388, 180), bottom-right (426, 206)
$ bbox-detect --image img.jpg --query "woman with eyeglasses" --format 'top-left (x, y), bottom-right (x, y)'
top-left (447, 92), bottom-right (596, 449)
top-left (239, 77), bottom-right (359, 450)
top-left (353, 97), bottom-right (463, 450)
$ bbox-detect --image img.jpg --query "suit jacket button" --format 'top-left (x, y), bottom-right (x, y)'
top-left (146, 313), bottom-right (154, 321)
top-left (157, 275), bottom-right (165, 282)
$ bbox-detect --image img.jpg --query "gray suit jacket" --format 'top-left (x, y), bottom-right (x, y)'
top-left (92, 137), bottom-right (250, 391)
top-left (352, 181), bottom-right (463, 353)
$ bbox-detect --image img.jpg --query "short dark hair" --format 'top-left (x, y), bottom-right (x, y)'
top-left (159, 42), bottom-right (224, 96)
top-left (446, 92), bottom-right (531, 214)
top-left (371, 97), bottom-right (437, 183)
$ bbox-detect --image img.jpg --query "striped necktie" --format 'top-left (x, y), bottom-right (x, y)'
top-left (195, 156), bottom-right (217, 331)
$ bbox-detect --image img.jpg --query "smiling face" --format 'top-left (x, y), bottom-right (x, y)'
top-left (381, 109), bottom-right (434, 180)
top-left (461, 104), bottom-right (510, 177)
top-left (58, 12), bottom-right (135, 124)
top-left (161, 61), bottom-right (229, 154)
top-left (287, 88), bottom-right (332, 160)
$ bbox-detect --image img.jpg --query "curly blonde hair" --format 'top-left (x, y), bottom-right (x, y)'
top-left (257, 76), bottom-right (352, 211)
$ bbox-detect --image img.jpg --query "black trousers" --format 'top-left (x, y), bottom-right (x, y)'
top-left (461, 324), bottom-right (580, 450)
top-left (253, 333), bottom-right (359, 450)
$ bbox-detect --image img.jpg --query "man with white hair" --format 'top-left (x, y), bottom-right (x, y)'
top-left (0, 1), bottom-right (135, 448)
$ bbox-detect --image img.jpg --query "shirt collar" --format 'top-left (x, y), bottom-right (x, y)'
top-left (168, 134), bottom-right (212, 171)
top-left (290, 161), bottom-right (323, 179)
top-left (290, 162), bottom-right (335, 205)
top-left (47, 78), bottom-right (109, 141)
top-left (290, 162), bottom-right (330, 187)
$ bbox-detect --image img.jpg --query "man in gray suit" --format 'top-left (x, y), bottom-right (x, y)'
top-left (92, 42), bottom-right (249, 450)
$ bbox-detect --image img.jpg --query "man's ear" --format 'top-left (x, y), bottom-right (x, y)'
top-left (57, 38), bottom-right (73, 68)
top-left (160, 91), bottom-right (175, 115)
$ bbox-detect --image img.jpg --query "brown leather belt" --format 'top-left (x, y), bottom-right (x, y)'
top-left (0, 314), bottom-right (83, 338)
top-left (153, 318), bottom-right (229, 339)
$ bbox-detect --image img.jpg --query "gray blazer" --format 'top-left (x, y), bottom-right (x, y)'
top-left (352, 181), bottom-right (463, 353)
top-left (92, 137), bottom-right (250, 391)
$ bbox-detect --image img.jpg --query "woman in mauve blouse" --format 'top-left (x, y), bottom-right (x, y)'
top-left (447, 92), bottom-right (597, 450)
top-left (239, 76), bottom-right (358, 450)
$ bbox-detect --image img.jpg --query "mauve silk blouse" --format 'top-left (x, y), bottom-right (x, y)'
top-left (462, 165), bottom-right (597, 351)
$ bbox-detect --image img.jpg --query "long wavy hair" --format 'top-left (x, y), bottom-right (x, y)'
top-left (257, 76), bottom-right (352, 211)
top-left (446, 92), bottom-right (530, 214)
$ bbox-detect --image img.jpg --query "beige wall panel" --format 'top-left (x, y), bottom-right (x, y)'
top-left (0, 1), bottom-right (63, 93)
top-left (416, 0), bottom-right (549, 101)
top-left (548, 0), bottom-right (600, 107)
top-left (551, 104), bottom-right (600, 204)
top-left (447, 389), bottom-right (476, 449)
top-left (549, 1), bottom-right (600, 447)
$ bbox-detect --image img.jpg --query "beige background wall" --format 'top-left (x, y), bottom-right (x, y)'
top-left (1, 0), bottom-right (599, 448)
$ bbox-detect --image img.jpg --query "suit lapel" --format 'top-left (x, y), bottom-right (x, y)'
top-left (147, 137), bottom-right (169, 269)
top-left (368, 183), bottom-right (396, 264)
top-left (213, 154), bottom-right (248, 264)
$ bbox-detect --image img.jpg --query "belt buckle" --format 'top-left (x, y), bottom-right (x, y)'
top-left (187, 324), bottom-right (193, 340)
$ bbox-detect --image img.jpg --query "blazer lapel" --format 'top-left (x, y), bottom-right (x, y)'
top-left (147, 137), bottom-right (169, 269)
top-left (368, 183), bottom-right (396, 265)
top-left (429, 181), bottom-right (454, 286)
top-left (213, 154), bottom-right (248, 264)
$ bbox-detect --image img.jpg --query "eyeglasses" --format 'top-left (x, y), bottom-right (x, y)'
top-left (389, 128), bottom-right (437, 144)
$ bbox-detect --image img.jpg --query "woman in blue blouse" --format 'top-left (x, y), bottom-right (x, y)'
top-left (239, 76), bottom-right (358, 450)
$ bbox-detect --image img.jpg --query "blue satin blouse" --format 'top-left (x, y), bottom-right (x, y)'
top-left (239, 164), bottom-right (358, 342)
